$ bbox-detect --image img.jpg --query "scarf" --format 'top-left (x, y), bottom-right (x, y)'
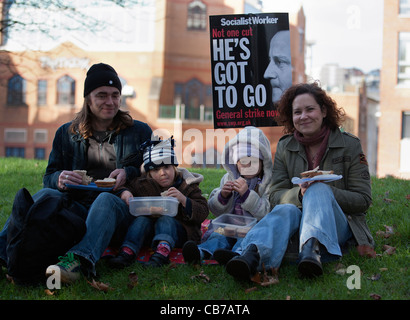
top-left (294, 126), bottom-right (331, 169)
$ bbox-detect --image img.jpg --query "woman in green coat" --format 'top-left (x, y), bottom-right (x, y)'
top-left (215, 82), bottom-right (374, 281)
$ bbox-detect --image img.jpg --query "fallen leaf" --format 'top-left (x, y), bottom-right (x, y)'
top-left (405, 194), bottom-right (410, 200)
top-left (382, 245), bottom-right (396, 255)
top-left (367, 274), bottom-right (381, 281)
top-left (379, 268), bottom-right (388, 272)
top-left (250, 272), bottom-right (261, 283)
top-left (260, 276), bottom-right (279, 287)
top-left (87, 279), bottom-right (114, 292)
top-left (245, 287), bottom-right (258, 293)
top-left (383, 198), bottom-right (394, 204)
top-left (357, 245), bottom-right (377, 258)
top-left (334, 263), bottom-right (346, 275)
top-left (250, 264), bottom-right (279, 287)
top-left (376, 225), bottom-right (395, 238)
top-left (44, 289), bottom-right (56, 296)
top-left (191, 270), bottom-right (211, 283)
top-left (335, 268), bottom-right (346, 275)
top-left (127, 271), bottom-right (138, 289)
top-left (370, 293), bottom-right (382, 300)
top-left (286, 295), bottom-right (291, 300)
top-left (384, 225), bottom-right (395, 234)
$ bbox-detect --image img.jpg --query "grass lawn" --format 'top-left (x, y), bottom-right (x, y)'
top-left (0, 157), bottom-right (409, 301)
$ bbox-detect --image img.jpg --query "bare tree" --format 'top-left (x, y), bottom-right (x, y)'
top-left (0, 0), bottom-right (153, 83)
top-left (1, 0), bottom-right (150, 46)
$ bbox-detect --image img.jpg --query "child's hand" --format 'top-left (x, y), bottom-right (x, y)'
top-left (167, 187), bottom-right (187, 207)
top-left (233, 177), bottom-right (248, 196)
top-left (120, 190), bottom-right (134, 206)
top-left (220, 181), bottom-right (234, 198)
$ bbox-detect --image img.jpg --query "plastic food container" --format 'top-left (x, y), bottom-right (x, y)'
top-left (212, 214), bottom-right (257, 238)
top-left (129, 197), bottom-right (179, 217)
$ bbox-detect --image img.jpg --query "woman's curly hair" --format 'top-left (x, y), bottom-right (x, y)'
top-left (276, 81), bottom-right (345, 134)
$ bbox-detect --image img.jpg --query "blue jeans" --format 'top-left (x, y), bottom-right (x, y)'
top-left (69, 192), bottom-right (133, 274)
top-left (198, 233), bottom-right (243, 258)
top-left (236, 183), bottom-right (352, 269)
top-left (121, 215), bottom-right (187, 255)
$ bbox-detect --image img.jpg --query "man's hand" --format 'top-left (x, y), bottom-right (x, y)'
top-left (58, 170), bottom-right (82, 190)
top-left (109, 168), bottom-right (126, 190)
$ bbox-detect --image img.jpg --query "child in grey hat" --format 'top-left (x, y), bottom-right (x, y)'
top-left (182, 126), bottom-right (273, 264)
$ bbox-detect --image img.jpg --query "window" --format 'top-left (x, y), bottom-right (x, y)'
top-left (402, 111), bottom-right (410, 139)
top-left (400, 111), bottom-right (410, 171)
top-left (37, 80), bottom-right (47, 106)
top-left (57, 75), bottom-right (75, 105)
top-left (7, 75), bottom-right (26, 105)
top-left (187, 0), bottom-right (206, 31)
top-left (5, 129), bottom-right (27, 143)
top-left (185, 79), bottom-right (202, 120)
top-left (34, 148), bottom-right (46, 160)
top-left (159, 79), bottom-right (212, 121)
top-left (400, 0), bottom-right (410, 15)
top-left (170, 79), bottom-right (212, 121)
top-left (398, 33), bottom-right (410, 86)
top-left (34, 129), bottom-right (47, 143)
top-left (5, 147), bottom-right (25, 158)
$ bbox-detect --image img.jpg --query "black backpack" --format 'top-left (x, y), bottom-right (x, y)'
top-left (6, 188), bottom-right (87, 285)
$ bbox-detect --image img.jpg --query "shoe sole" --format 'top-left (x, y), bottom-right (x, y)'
top-left (298, 259), bottom-right (323, 278)
top-left (226, 258), bottom-right (252, 281)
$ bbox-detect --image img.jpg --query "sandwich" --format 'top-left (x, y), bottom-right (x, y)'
top-left (94, 177), bottom-right (116, 188)
top-left (73, 170), bottom-right (92, 185)
top-left (300, 166), bottom-right (334, 178)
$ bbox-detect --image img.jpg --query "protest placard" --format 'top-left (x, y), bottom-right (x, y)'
top-left (209, 13), bottom-right (291, 128)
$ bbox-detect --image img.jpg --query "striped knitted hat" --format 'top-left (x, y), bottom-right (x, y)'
top-left (141, 136), bottom-right (178, 172)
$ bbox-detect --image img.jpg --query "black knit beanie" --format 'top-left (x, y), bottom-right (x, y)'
top-left (83, 63), bottom-right (122, 97)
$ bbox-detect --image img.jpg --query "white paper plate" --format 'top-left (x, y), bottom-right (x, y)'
top-left (291, 174), bottom-right (343, 184)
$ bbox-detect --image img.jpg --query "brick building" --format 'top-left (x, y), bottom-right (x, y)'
top-left (0, 0), bottom-right (306, 166)
top-left (378, 0), bottom-right (410, 179)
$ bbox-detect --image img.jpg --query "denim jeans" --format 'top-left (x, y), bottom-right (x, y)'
top-left (121, 215), bottom-right (187, 255)
top-left (198, 232), bottom-right (243, 258)
top-left (236, 183), bottom-right (352, 270)
top-left (69, 192), bottom-right (133, 274)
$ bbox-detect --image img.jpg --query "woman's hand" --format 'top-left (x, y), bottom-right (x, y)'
top-left (120, 190), bottom-right (134, 206)
top-left (167, 187), bottom-right (187, 207)
top-left (299, 180), bottom-right (319, 197)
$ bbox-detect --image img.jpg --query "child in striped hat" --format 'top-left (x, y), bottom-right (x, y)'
top-left (108, 137), bottom-right (209, 268)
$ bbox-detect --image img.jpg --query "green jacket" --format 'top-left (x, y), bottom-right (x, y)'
top-left (270, 128), bottom-right (374, 247)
